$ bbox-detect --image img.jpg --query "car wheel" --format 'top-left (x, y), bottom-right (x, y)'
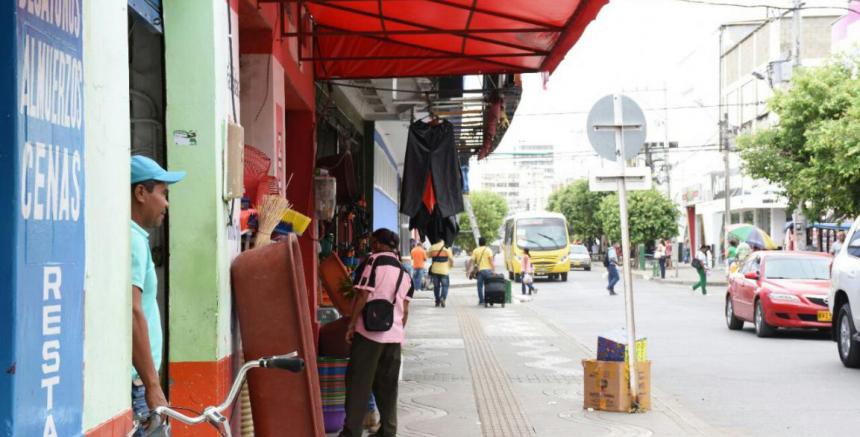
top-left (585, 266), bottom-right (591, 271)
top-left (836, 305), bottom-right (860, 368)
top-left (754, 300), bottom-right (776, 337)
top-left (725, 296), bottom-right (743, 330)
top-left (562, 273), bottom-right (568, 282)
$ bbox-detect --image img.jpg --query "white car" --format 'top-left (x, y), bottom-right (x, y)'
top-left (829, 220), bottom-right (860, 367)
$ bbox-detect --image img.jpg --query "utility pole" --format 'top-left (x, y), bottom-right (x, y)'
top-left (791, 0), bottom-right (807, 250)
top-left (663, 84), bottom-right (672, 200)
top-left (722, 113), bottom-right (731, 264)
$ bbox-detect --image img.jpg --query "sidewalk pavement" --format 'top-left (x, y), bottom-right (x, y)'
top-left (632, 264), bottom-right (729, 288)
top-left (388, 282), bottom-right (724, 437)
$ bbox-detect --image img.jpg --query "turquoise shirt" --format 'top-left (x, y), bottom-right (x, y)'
top-left (131, 220), bottom-right (162, 378)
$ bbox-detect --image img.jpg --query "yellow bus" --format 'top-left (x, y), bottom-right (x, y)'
top-left (502, 211), bottom-right (571, 282)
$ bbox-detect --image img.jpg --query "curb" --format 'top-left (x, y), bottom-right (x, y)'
top-left (632, 271), bottom-right (728, 287)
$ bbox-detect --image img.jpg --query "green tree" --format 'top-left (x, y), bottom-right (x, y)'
top-left (456, 190), bottom-right (508, 252)
top-left (738, 55), bottom-right (860, 219)
top-left (597, 189), bottom-right (679, 244)
top-left (547, 179), bottom-right (607, 242)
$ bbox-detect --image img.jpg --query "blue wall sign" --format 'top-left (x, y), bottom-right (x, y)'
top-left (0, 1), bottom-right (85, 435)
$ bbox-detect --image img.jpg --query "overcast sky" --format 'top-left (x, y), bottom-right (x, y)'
top-left (473, 0), bottom-right (846, 196)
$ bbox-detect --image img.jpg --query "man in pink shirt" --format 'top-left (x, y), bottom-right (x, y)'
top-left (341, 228), bottom-right (414, 437)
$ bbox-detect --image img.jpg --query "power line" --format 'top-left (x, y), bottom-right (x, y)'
top-left (512, 101), bottom-right (765, 118)
top-left (670, 0), bottom-right (858, 13)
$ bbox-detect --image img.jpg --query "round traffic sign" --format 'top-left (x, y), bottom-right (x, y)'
top-left (586, 94), bottom-right (647, 162)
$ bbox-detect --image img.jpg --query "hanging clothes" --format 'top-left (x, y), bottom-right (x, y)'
top-left (409, 206), bottom-right (460, 248)
top-left (399, 120), bottom-right (464, 218)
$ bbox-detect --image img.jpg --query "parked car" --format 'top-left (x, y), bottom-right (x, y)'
top-left (569, 244), bottom-right (592, 271)
top-left (726, 251), bottom-right (832, 337)
top-left (829, 219), bottom-right (860, 367)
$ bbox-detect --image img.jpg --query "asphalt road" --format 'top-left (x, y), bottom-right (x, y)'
top-left (526, 267), bottom-right (860, 437)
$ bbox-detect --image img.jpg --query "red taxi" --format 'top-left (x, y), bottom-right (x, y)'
top-left (725, 251), bottom-right (833, 337)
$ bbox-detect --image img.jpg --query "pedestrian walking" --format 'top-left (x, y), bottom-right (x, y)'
top-left (129, 155), bottom-right (186, 436)
top-left (692, 245), bottom-right (711, 295)
top-left (664, 240), bottom-right (673, 270)
top-left (521, 248), bottom-right (537, 295)
top-left (726, 239), bottom-right (739, 273)
top-left (470, 237), bottom-right (494, 305)
top-left (341, 228), bottom-right (413, 437)
top-left (605, 242), bottom-right (620, 295)
top-left (428, 239), bottom-right (454, 308)
top-left (831, 231), bottom-right (846, 255)
top-left (736, 240), bottom-right (752, 262)
top-left (655, 240), bottom-right (667, 279)
top-left (410, 241), bottom-right (427, 291)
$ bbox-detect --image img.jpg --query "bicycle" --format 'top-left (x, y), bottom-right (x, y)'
top-left (129, 352), bottom-right (305, 437)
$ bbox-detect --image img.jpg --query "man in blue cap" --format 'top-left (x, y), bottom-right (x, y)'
top-left (130, 155), bottom-right (185, 434)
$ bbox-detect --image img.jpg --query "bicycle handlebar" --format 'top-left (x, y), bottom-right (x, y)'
top-left (261, 355), bottom-right (305, 372)
top-left (152, 352), bottom-right (304, 426)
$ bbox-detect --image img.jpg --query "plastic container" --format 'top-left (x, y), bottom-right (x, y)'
top-left (282, 208), bottom-right (312, 236)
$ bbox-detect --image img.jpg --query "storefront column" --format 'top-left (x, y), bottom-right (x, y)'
top-left (285, 110), bottom-right (320, 342)
top-left (163, 1), bottom-right (240, 434)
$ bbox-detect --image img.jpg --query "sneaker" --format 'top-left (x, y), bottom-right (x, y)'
top-left (441, 299), bottom-right (446, 308)
top-left (609, 290), bottom-right (617, 295)
top-left (435, 301), bottom-right (440, 307)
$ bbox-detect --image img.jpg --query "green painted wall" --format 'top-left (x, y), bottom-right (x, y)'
top-left (163, 0), bottom-right (237, 362)
top-left (82, 1), bottom-right (133, 430)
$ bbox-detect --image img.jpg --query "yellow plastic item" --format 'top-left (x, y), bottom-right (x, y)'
top-left (282, 208), bottom-right (312, 236)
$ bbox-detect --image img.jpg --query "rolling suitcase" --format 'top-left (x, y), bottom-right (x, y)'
top-left (484, 274), bottom-right (506, 308)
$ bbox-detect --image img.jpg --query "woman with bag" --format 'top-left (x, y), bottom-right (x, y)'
top-left (521, 249), bottom-right (537, 295)
top-left (655, 240), bottom-right (667, 279)
top-left (691, 245), bottom-right (711, 295)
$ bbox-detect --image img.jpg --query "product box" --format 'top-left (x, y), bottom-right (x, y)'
top-left (597, 330), bottom-right (647, 363)
top-left (582, 359), bottom-right (651, 412)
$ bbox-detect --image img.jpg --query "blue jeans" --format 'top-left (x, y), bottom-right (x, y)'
top-left (431, 274), bottom-right (449, 303)
top-left (412, 268), bottom-right (425, 291)
top-left (607, 264), bottom-right (620, 292)
top-left (521, 279), bottom-right (534, 295)
top-left (476, 269), bottom-right (493, 303)
top-left (132, 383), bottom-right (170, 436)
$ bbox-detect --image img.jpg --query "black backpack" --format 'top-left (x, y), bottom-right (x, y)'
top-left (603, 254), bottom-right (611, 267)
top-left (691, 258), bottom-right (703, 269)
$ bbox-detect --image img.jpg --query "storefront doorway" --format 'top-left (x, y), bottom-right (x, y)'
top-left (128, 7), bottom-right (170, 393)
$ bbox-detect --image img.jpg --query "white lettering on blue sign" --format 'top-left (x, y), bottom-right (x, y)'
top-left (41, 266), bottom-right (62, 437)
top-left (20, 142), bottom-right (82, 222)
top-left (18, 0), bottom-right (82, 37)
top-left (18, 33), bottom-right (84, 130)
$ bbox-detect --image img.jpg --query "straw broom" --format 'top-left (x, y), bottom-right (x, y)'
top-left (255, 195), bottom-right (290, 247)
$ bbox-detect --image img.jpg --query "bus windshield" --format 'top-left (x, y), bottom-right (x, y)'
top-left (516, 218), bottom-right (567, 251)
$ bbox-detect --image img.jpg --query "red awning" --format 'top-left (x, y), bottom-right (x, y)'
top-left (290, 0), bottom-right (608, 79)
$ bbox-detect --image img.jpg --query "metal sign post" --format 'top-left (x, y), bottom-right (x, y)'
top-left (587, 94), bottom-right (648, 410)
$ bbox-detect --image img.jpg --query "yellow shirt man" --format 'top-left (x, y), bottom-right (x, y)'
top-left (429, 241), bottom-right (454, 276)
top-left (471, 245), bottom-right (494, 271)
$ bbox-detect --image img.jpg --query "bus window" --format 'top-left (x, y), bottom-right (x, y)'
top-left (516, 218), bottom-right (568, 251)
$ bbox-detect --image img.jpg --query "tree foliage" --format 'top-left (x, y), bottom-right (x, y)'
top-left (738, 55), bottom-right (860, 219)
top-left (597, 189), bottom-right (679, 244)
top-left (456, 190), bottom-right (508, 252)
top-left (547, 179), bottom-right (607, 242)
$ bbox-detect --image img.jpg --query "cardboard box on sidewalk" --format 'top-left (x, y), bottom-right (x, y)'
top-left (582, 359), bottom-right (651, 412)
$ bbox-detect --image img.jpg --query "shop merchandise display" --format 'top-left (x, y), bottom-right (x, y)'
top-left (400, 119), bottom-right (464, 246)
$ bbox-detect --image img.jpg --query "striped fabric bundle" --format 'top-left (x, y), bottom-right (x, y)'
top-left (319, 357), bottom-right (349, 408)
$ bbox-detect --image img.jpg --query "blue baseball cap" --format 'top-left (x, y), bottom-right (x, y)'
top-left (131, 155), bottom-right (186, 185)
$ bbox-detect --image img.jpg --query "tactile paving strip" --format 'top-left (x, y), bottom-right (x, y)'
top-left (457, 304), bottom-right (537, 437)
